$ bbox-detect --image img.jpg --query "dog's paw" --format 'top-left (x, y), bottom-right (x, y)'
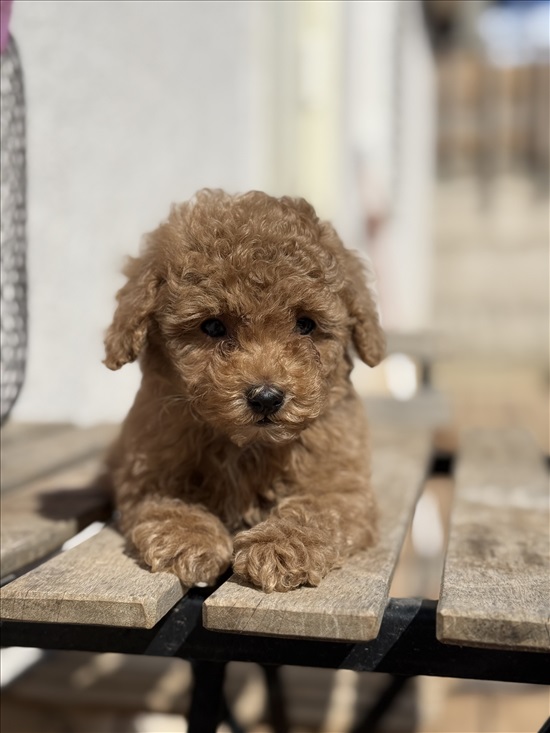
top-left (233, 521), bottom-right (337, 593)
top-left (131, 518), bottom-right (233, 587)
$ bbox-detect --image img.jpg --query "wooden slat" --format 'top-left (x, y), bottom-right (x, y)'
top-left (1, 423), bottom-right (119, 492)
top-left (1, 423), bottom-right (75, 496)
top-left (386, 329), bottom-right (437, 360)
top-left (437, 429), bottom-right (550, 651)
top-left (0, 421), bottom-right (72, 450)
top-left (365, 391), bottom-right (451, 428)
top-left (203, 427), bottom-right (432, 642)
top-left (0, 526), bottom-right (185, 628)
top-left (1, 456), bottom-right (112, 578)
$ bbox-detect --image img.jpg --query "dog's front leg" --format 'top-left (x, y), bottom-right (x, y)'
top-left (233, 490), bottom-right (378, 592)
top-left (122, 496), bottom-right (233, 587)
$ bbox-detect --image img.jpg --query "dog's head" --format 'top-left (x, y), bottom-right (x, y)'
top-left (105, 190), bottom-right (385, 446)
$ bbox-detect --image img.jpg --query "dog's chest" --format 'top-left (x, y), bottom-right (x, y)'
top-left (186, 445), bottom-right (290, 531)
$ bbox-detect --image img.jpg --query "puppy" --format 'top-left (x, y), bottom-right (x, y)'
top-left (104, 190), bottom-right (384, 592)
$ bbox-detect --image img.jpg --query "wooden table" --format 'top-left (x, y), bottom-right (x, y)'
top-left (1, 419), bottom-right (549, 733)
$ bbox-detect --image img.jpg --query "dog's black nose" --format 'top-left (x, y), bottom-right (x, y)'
top-left (247, 385), bottom-right (285, 416)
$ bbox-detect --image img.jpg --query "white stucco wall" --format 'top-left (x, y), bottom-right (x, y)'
top-left (8, 0), bottom-right (435, 424)
top-left (11, 0), bottom-right (271, 424)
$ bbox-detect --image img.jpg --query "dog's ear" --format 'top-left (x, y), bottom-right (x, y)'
top-left (320, 223), bottom-right (385, 367)
top-left (345, 260), bottom-right (386, 367)
top-left (103, 249), bottom-right (159, 371)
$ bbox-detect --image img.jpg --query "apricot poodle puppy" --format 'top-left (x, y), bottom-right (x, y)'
top-left (104, 190), bottom-right (384, 593)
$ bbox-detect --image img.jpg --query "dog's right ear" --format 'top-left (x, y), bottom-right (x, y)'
top-left (103, 252), bottom-right (159, 371)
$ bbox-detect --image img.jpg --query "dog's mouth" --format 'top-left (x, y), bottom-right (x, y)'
top-left (256, 416), bottom-right (274, 426)
top-left (229, 412), bottom-right (307, 447)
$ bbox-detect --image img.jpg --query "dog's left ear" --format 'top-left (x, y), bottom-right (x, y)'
top-left (320, 223), bottom-right (386, 367)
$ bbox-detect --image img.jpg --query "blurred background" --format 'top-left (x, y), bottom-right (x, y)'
top-left (1, 0), bottom-right (549, 732)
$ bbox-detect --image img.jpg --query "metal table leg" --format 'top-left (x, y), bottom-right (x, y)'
top-left (262, 664), bottom-right (290, 733)
top-left (188, 660), bottom-right (226, 733)
top-left (351, 675), bottom-right (412, 733)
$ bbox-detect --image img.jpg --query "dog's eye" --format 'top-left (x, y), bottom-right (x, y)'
top-left (296, 317), bottom-right (316, 335)
top-left (201, 318), bottom-right (227, 338)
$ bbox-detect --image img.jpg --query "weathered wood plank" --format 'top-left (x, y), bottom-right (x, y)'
top-left (203, 427), bottom-right (432, 641)
top-left (1, 423), bottom-right (119, 493)
top-left (365, 391), bottom-right (451, 428)
top-left (0, 526), bottom-right (185, 628)
top-left (386, 329), bottom-right (437, 361)
top-left (0, 421), bottom-right (72, 449)
top-left (1, 455), bottom-right (112, 578)
top-left (437, 429), bottom-right (550, 651)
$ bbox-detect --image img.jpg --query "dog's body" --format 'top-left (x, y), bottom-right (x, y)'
top-left (104, 190), bottom-right (384, 592)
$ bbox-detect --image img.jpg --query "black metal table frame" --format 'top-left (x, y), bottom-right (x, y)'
top-left (2, 590), bottom-right (549, 733)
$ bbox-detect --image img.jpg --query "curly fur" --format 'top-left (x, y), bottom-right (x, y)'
top-left (104, 190), bottom-right (384, 592)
